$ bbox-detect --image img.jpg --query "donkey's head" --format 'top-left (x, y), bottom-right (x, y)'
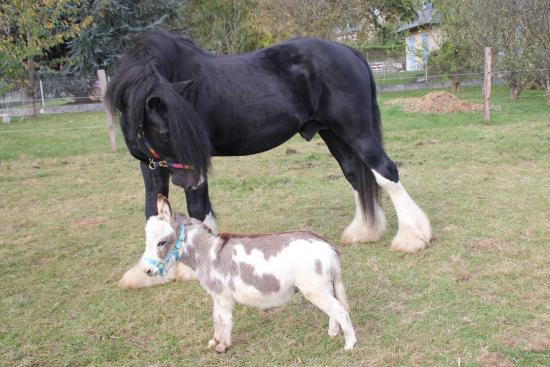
top-left (140, 194), bottom-right (181, 276)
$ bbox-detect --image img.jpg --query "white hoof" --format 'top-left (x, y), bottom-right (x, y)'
top-left (340, 192), bottom-right (386, 244)
top-left (370, 169), bottom-right (431, 253)
top-left (390, 222), bottom-right (431, 253)
top-left (340, 218), bottom-right (386, 244)
top-left (207, 338), bottom-right (218, 349)
top-left (344, 337), bottom-right (357, 351)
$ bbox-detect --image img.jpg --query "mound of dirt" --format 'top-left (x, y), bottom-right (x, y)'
top-left (385, 91), bottom-right (492, 113)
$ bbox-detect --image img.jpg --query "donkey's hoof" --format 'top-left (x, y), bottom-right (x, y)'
top-left (207, 338), bottom-right (218, 349)
top-left (390, 224), bottom-right (431, 253)
top-left (214, 343), bottom-right (228, 353)
top-left (344, 338), bottom-right (357, 351)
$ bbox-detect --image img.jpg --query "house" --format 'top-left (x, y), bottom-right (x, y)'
top-left (397, 2), bottom-right (441, 71)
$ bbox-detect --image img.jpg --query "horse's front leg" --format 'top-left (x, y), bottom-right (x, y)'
top-left (141, 161), bottom-right (170, 219)
top-left (184, 180), bottom-right (218, 232)
top-left (118, 162), bottom-right (174, 289)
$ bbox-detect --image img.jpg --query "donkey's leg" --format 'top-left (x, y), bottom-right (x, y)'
top-left (319, 130), bottom-right (386, 244)
top-left (328, 285), bottom-right (340, 337)
top-left (210, 295), bottom-right (234, 353)
top-left (348, 136), bottom-right (431, 253)
top-left (185, 180), bottom-right (218, 233)
top-left (119, 162), bottom-right (173, 289)
top-left (298, 284), bottom-right (357, 350)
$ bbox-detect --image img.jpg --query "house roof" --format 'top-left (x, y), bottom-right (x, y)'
top-left (397, 2), bottom-right (441, 32)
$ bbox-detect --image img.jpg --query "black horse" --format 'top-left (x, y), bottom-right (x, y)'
top-left (107, 29), bottom-right (431, 289)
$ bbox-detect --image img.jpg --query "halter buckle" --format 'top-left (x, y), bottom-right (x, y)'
top-left (158, 160), bottom-right (168, 168)
top-left (148, 159), bottom-right (157, 170)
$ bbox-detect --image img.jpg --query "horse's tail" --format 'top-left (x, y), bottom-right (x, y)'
top-left (347, 47), bottom-right (383, 224)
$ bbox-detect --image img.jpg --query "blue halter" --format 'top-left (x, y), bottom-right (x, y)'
top-left (143, 224), bottom-right (186, 276)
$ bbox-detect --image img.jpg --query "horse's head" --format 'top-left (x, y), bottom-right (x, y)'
top-left (142, 81), bottom-right (208, 190)
top-left (140, 194), bottom-right (180, 276)
top-left (105, 32), bottom-right (211, 190)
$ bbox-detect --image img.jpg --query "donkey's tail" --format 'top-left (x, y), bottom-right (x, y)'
top-left (332, 260), bottom-right (350, 312)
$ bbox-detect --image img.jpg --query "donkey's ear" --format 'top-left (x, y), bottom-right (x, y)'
top-left (157, 194), bottom-right (172, 221)
top-left (172, 80), bottom-right (193, 95)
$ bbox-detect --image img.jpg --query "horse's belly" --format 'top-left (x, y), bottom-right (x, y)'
top-left (209, 110), bottom-right (305, 156)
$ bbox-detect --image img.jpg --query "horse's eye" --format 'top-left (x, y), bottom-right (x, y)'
top-left (157, 240), bottom-right (167, 247)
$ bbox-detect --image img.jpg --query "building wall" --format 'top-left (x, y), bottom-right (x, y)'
top-left (405, 26), bottom-right (440, 71)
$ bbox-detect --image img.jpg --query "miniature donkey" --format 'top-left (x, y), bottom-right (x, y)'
top-left (138, 195), bottom-right (357, 352)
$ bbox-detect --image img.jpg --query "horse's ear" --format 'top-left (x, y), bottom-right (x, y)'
top-left (172, 80), bottom-right (193, 95)
top-left (157, 194), bottom-right (172, 221)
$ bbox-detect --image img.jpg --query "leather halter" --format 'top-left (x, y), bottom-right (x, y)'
top-left (137, 124), bottom-right (194, 171)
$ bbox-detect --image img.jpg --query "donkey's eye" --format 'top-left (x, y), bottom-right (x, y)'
top-left (157, 240), bottom-right (167, 247)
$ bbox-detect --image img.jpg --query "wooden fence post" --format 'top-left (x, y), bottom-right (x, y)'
top-left (483, 47), bottom-right (492, 124)
top-left (97, 69), bottom-right (117, 152)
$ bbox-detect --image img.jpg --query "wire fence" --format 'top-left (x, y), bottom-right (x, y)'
top-left (0, 67), bottom-right (548, 119)
top-left (0, 75), bottom-right (104, 116)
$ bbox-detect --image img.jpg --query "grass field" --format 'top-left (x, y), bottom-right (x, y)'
top-left (1, 86), bottom-right (549, 366)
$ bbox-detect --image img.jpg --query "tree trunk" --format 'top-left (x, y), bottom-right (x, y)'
top-left (510, 87), bottom-right (521, 101)
top-left (452, 81), bottom-right (460, 93)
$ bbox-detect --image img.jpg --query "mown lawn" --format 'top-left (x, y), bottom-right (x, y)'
top-left (1, 86), bottom-right (549, 366)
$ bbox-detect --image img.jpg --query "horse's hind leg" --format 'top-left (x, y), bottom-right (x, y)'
top-left (349, 135), bottom-right (431, 253)
top-left (319, 130), bottom-right (386, 244)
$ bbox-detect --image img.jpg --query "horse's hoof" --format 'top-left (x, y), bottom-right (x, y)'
top-left (390, 223), bottom-right (431, 253)
top-left (340, 204), bottom-right (386, 245)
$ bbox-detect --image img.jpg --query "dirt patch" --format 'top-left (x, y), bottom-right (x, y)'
top-left (70, 218), bottom-right (106, 229)
top-left (470, 238), bottom-right (507, 251)
top-left (477, 350), bottom-right (514, 367)
top-left (385, 91), bottom-right (498, 113)
top-left (500, 314), bottom-right (550, 353)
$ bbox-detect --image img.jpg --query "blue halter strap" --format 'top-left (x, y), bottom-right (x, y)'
top-left (144, 223), bottom-right (186, 276)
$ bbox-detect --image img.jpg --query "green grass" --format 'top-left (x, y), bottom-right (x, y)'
top-left (1, 86), bottom-right (549, 366)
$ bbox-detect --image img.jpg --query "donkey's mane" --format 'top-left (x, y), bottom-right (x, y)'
top-left (105, 28), bottom-right (211, 176)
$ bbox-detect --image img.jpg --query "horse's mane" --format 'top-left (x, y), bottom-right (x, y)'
top-left (105, 28), bottom-right (211, 176)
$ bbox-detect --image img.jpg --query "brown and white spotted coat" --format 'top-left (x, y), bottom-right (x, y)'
top-left (139, 195), bottom-right (357, 352)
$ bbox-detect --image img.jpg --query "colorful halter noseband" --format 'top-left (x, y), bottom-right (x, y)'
top-left (137, 126), bottom-right (194, 171)
top-left (143, 223), bottom-right (186, 276)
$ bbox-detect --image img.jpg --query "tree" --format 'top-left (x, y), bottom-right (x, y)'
top-left (430, 0), bottom-right (481, 92)
top-left (0, 0), bottom-right (90, 112)
top-left (253, 0), bottom-right (415, 45)
top-left (186, 0), bottom-right (269, 54)
top-left (433, 0), bottom-right (546, 100)
top-left (68, 0), bottom-right (183, 77)
top-left (520, 0), bottom-right (550, 104)
top-left (429, 42), bottom-right (479, 92)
